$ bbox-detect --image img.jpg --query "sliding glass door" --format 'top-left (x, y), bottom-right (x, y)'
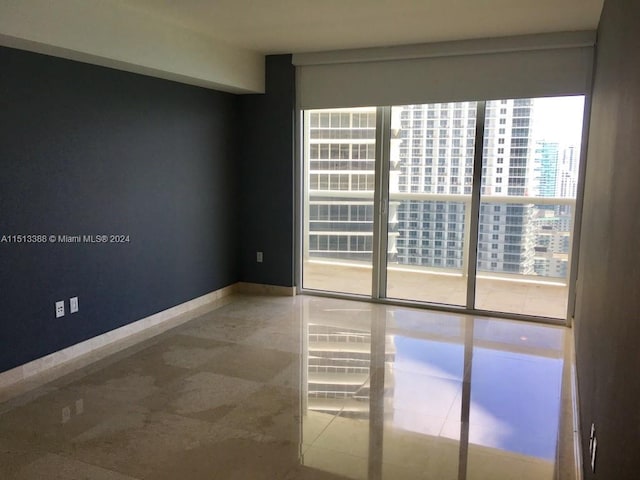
top-left (385, 102), bottom-right (477, 306)
top-left (301, 96), bottom-right (585, 321)
top-left (302, 108), bottom-right (377, 296)
top-left (474, 97), bottom-right (585, 318)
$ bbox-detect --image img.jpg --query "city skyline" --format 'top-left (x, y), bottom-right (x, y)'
top-left (303, 96), bottom-right (584, 308)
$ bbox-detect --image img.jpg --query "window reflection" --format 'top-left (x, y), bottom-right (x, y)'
top-left (300, 299), bottom-right (566, 479)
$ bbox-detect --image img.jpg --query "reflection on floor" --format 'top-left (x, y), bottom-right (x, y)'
top-left (304, 260), bottom-right (569, 319)
top-left (0, 294), bottom-right (574, 479)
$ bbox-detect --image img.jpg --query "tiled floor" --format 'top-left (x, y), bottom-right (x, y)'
top-left (304, 261), bottom-right (569, 319)
top-left (0, 294), bottom-right (575, 479)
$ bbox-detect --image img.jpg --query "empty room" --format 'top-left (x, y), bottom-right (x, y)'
top-left (1, 1), bottom-right (638, 479)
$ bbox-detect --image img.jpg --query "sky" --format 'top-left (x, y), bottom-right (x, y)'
top-left (532, 95), bottom-right (585, 146)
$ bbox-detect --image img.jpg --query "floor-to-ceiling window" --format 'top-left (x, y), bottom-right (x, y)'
top-left (301, 96), bottom-right (585, 321)
top-left (474, 97), bottom-right (584, 317)
top-left (385, 102), bottom-right (477, 307)
top-left (302, 108), bottom-right (377, 296)
top-left (295, 31), bottom-right (593, 322)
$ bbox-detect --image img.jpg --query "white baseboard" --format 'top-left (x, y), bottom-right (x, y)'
top-left (0, 283), bottom-right (237, 403)
top-left (236, 282), bottom-right (296, 296)
top-left (571, 333), bottom-right (584, 480)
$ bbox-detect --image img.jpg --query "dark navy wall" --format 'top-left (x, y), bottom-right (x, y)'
top-left (238, 55), bottom-right (296, 286)
top-left (0, 46), bottom-right (240, 373)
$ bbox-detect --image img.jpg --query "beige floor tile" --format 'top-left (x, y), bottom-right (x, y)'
top-left (13, 453), bottom-right (139, 480)
top-left (199, 344), bottom-right (296, 382)
top-left (140, 371), bottom-right (262, 423)
top-left (0, 387), bottom-right (133, 454)
top-left (67, 410), bottom-right (250, 479)
top-left (212, 295), bottom-right (298, 322)
top-left (0, 437), bottom-right (44, 479)
top-left (144, 434), bottom-right (300, 480)
top-left (0, 294), bottom-right (575, 480)
top-left (242, 323), bottom-right (302, 353)
top-left (180, 314), bottom-right (270, 343)
top-left (301, 445), bottom-right (369, 480)
top-left (217, 385), bottom-right (300, 443)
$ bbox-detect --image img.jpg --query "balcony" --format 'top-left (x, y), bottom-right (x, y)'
top-left (305, 187), bottom-right (575, 320)
top-left (303, 259), bottom-right (569, 319)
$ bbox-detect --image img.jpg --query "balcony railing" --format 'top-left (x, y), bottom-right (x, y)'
top-left (306, 189), bottom-right (576, 286)
top-left (302, 258), bottom-right (569, 318)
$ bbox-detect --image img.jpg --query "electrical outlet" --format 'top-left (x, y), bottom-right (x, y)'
top-left (70, 296), bottom-right (79, 313)
top-left (55, 300), bottom-right (65, 318)
top-left (256, 251), bottom-right (263, 263)
top-left (61, 406), bottom-right (71, 424)
top-left (75, 398), bottom-right (84, 415)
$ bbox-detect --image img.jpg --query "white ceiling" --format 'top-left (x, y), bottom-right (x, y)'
top-left (120, 0), bottom-right (604, 54)
top-left (0, 0), bottom-right (604, 94)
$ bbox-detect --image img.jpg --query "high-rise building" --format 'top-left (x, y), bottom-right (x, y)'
top-left (394, 102), bottom-right (476, 269)
top-left (307, 108), bottom-right (377, 262)
top-left (306, 99), bottom-right (542, 278)
top-left (394, 99), bottom-right (538, 275)
top-left (531, 142), bottom-right (579, 278)
top-left (477, 99), bottom-right (536, 275)
top-left (534, 141), bottom-right (560, 197)
top-left (557, 144), bottom-right (580, 199)
top-left (533, 212), bottom-right (571, 278)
